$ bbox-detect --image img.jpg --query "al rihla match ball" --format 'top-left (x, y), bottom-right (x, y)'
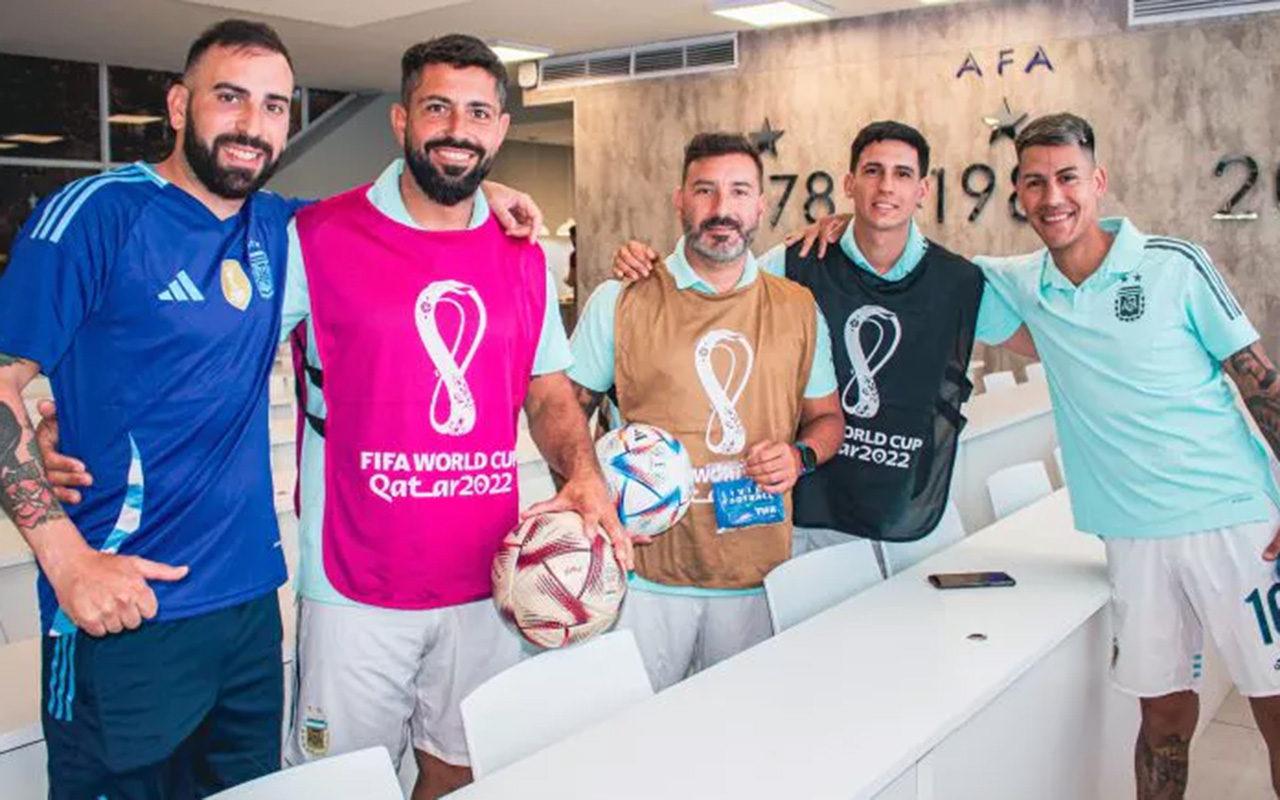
top-left (492, 511), bottom-right (626, 649)
top-left (595, 423), bottom-right (694, 538)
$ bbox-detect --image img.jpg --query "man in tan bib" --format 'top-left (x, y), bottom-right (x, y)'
top-left (569, 132), bottom-right (843, 690)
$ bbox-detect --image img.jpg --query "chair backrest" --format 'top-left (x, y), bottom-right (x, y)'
top-left (207, 747), bottom-right (402, 800)
top-left (983, 370), bottom-right (1017, 393)
top-left (518, 461), bottom-right (557, 505)
top-left (1025, 362), bottom-right (1046, 382)
top-left (882, 501), bottom-right (966, 576)
top-left (461, 630), bottom-right (653, 779)
top-left (987, 461), bottom-right (1054, 520)
top-left (764, 538), bottom-right (883, 632)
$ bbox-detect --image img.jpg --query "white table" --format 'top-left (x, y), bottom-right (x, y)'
top-left (452, 491), bottom-right (1142, 800)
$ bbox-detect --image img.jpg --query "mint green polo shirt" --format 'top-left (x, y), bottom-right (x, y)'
top-left (569, 238), bottom-right (838, 597)
top-left (758, 219), bottom-right (1025, 345)
top-left (977, 217), bottom-right (1279, 538)
top-left (282, 159), bottom-right (573, 605)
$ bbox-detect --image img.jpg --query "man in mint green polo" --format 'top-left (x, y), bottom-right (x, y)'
top-left (571, 132), bottom-right (843, 691)
top-left (979, 112), bottom-right (1280, 799)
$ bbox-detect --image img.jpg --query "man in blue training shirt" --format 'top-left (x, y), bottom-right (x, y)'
top-left (0, 20), bottom-right (300, 797)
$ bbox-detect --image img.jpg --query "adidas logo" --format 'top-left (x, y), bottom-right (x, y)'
top-left (158, 270), bottom-right (205, 303)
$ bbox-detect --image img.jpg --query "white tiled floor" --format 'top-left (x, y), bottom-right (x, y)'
top-left (1189, 690), bottom-right (1276, 799)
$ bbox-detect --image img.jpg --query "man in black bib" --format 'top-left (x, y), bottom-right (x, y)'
top-left (612, 121), bottom-right (1037, 551)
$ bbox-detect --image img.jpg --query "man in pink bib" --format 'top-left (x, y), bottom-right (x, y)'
top-left (280, 36), bottom-right (626, 799)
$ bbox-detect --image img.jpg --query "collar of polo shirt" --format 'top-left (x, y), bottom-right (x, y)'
top-left (1039, 217), bottom-right (1146, 294)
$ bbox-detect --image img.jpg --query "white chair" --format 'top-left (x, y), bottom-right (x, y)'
top-left (518, 460), bottom-right (557, 504)
top-left (0, 561), bottom-right (41, 642)
top-left (882, 501), bottom-right (967, 576)
top-left (461, 630), bottom-right (653, 779)
top-left (987, 461), bottom-right (1054, 520)
top-left (1052, 446), bottom-right (1066, 488)
top-left (764, 538), bottom-right (883, 632)
top-left (982, 370), bottom-right (1017, 393)
top-left (1025, 362), bottom-right (1046, 382)
top-left (207, 747), bottom-right (401, 800)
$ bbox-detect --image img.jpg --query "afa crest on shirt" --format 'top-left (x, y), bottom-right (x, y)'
top-left (247, 238), bottom-right (274, 299)
top-left (302, 707), bottom-right (329, 756)
top-left (1114, 274), bottom-right (1145, 323)
top-left (221, 259), bottom-right (253, 311)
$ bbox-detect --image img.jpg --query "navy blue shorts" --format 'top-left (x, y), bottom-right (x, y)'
top-left (42, 592), bottom-right (283, 799)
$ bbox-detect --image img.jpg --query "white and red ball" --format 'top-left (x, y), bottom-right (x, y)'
top-left (595, 423), bottom-right (694, 538)
top-left (492, 511), bottom-right (627, 649)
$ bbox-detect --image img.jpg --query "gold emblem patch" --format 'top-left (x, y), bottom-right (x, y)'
top-left (221, 259), bottom-right (252, 311)
top-left (302, 708), bottom-right (329, 756)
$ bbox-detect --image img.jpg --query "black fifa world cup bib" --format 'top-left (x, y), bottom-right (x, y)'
top-left (786, 239), bottom-right (984, 541)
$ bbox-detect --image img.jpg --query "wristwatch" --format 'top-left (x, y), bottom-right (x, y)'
top-left (795, 442), bottom-right (818, 476)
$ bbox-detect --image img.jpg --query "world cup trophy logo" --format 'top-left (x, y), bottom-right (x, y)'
top-left (695, 329), bottom-right (755, 455)
top-left (415, 280), bottom-right (487, 436)
top-left (843, 305), bottom-right (902, 419)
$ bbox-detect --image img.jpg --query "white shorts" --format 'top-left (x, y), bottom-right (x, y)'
top-left (285, 597), bottom-right (527, 768)
top-left (616, 586), bottom-right (773, 692)
top-left (1106, 503), bottom-right (1280, 698)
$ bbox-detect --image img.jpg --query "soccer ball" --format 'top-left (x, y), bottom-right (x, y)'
top-left (492, 511), bottom-right (627, 649)
top-left (595, 423), bottom-right (694, 538)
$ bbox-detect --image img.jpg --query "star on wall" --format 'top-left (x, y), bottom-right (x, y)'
top-left (749, 118), bottom-right (785, 158)
top-left (982, 98), bottom-right (1028, 146)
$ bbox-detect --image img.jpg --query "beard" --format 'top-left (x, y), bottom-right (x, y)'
top-left (183, 108), bottom-right (279, 200)
top-left (682, 213), bottom-right (758, 263)
top-left (404, 136), bottom-right (494, 207)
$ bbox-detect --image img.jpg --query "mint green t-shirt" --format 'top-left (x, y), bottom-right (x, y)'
top-left (569, 239), bottom-right (839, 597)
top-left (977, 217), bottom-right (1279, 537)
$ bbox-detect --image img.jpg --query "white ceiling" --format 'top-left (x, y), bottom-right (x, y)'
top-left (0, 0), bottom-right (971, 92)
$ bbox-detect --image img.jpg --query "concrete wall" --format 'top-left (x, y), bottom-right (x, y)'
top-left (530, 0), bottom-right (1280, 362)
top-left (488, 140), bottom-right (576, 237)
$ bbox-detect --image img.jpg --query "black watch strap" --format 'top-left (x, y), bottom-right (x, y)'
top-left (796, 442), bottom-right (817, 475)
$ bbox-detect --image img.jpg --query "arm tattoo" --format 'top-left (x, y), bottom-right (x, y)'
top-left (1225, 342), bottom-right (1280, 457)
top-left (573, 382), bottom-right (604, 419)
top-left (1135, 732), bottom-right (1189, 799)
top-left (0, 403), bottom-right (66, 531)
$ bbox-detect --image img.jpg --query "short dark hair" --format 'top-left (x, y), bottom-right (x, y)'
top-left (849, 120), bottom-right (930, 176)
top-left (401, 35), bottom-right (508, 108)
top-left (682, 132), bottom-right (764, 186)
top-left (184, 19), bottom-right (293, 74)
top-left (1015, 113), bottom-right (1096, 161)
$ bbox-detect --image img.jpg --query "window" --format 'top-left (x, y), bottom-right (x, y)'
top-left (307, 88), bottom-right (349, 122)
top-left (0, 53), bottom-right (100, 161)
top-left (0, 51), bottom-right (362, 273)
top-left (0, 166), bottom-right (99, 273)
top-left (108, 65), bottom-right (179, 164)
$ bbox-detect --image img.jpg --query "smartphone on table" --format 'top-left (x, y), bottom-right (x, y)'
top-left (927, 571), bottom-right (1016, 589)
